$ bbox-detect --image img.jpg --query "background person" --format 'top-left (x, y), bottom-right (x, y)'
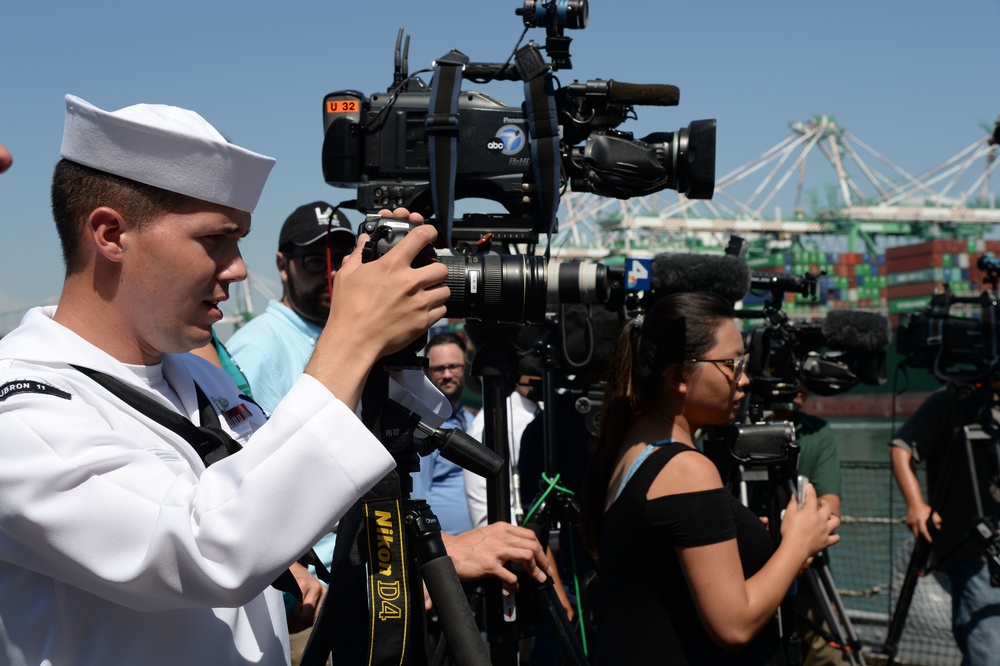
top-left (226, 200), bottom-right (356, 415)
top-left (579, 292), bottom-right (840, 665)
top-left (890, 383), bottom-right (1000, 666)
top-left (0, 94), bottom-right (451, 666)
top-left (416, 331), bottom-right (476, 534)
top-left (464, 351), bottom-right (543, 528)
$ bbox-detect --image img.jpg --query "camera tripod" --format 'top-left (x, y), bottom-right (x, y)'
top-left (884, 419), bottom-right (1000, 665)
top-left (705, 421), bottom-right (866, 666)
top-left (790, 502), bottom-right (866, 666)
top-left (462, 322), bottom-right (588, 666)
top-left (300, 356), bottom-right (502, 666)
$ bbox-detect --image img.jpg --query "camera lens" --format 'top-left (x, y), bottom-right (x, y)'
top-left (640, 119), bottom-right (717, 200)
top-left (547, 261), bottom-right (609, 305)
top-left (437, 256), bottom-right (611, 324)
top-left (439, 254), bottom-right (610, 324)
top-left (439, 254), bottom-right (548, 324)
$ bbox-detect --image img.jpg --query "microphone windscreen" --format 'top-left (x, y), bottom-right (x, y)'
top-left (820, 309), bottom-right (891, 352)
top-left (649, 253), bottom-right (751, 304)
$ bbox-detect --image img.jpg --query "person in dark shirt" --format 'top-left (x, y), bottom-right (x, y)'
top-left (890, 384), bottom-right (1000, 665)
top-left (579, 292), bottom-right (840, 665)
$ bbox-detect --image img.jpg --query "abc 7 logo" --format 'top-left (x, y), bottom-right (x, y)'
top-left (487, 125), bottom-right (526, 156)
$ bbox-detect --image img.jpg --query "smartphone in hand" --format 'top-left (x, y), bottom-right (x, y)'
top-left (797, 475), bottom-right (809, 509)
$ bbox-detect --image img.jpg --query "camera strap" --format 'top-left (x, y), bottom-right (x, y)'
top-left (319, 366), bottom-right (414, 666)
top-left (427, 49), bottom-right (469, 248)
top-left (324, 473), bottom-right (411, 665)
top-left (70, 365), bottom-right (303, 602)
top-left (427, 45), bottom-right (559, 248)
top-left (516, 43), bottom-right (561, 242)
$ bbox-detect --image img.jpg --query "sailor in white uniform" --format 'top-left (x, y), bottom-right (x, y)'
top-left (0, 94), bottom-right (450, 666)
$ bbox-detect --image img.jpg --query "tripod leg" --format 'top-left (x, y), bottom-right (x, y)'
top-left (883, 536), bottom-right (932, 665)
top-left (521, 509), bottom-right (590, 666)
top-left (407, 502), bottom-right (491, 666)
top-left (803, 562), bottom-right (865, 666)
top-left (421, 557), bottom-right (490, 665)
top-left (535, 578), bottom-right (589, 666)
top-left (815, 560), bottom-right (866, 665)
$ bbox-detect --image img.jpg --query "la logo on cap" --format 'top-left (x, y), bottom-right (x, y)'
top-left (314, 206), bottom-right (334, 226)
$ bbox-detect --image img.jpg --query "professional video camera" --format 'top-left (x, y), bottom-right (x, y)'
top-left (741, 271), bottom-right (891, 413)
top-left (896, 254), bottom-right (1000, 384)
top-left (322, 0), bottom-right (716, 250)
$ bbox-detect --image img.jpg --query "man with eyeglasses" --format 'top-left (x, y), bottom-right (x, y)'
top-left (416, 332), bottom-right (476, 535)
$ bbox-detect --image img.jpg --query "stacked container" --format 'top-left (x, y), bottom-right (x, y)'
top-left (746, 240), bottom-right (1000, 327)
top-left (745, 249), bottom-right (888, 317)
top-left (884, 239), bottom-right (1000, 327)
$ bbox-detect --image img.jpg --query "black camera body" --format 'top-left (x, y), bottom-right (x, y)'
top-left (701, 420), bottom-right (801, 503)
top-left (745, 319), bottom-right (886, 407)
top-left (896, 264), bottom-right (1000, 384)
top-left (325, 84), bottom-right (542, 240)
top-left (711, 421), bottom-right (799, 467)
top-left (321, 4), bottom-right (715, 245)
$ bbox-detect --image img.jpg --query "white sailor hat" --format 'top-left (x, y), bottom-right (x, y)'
top-left (60, 94), bottom-right (275, 213)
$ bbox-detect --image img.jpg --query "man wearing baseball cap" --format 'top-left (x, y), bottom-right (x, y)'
top-left (0, 95), bottom-right (460, 665)
top-left (227, 201), bottom-right (356, 414)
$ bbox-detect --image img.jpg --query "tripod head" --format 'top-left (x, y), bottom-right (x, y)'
top-left (365, 344), bottom-right (505, 483)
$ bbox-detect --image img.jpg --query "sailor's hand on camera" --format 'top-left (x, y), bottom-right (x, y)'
top-left (442, 522), bottom-right (553, 587)
top-left (906, 500), bottom-right (941, 543)
top-left (307, 207), bottom-right (449, 409)
top-left (780, 482), bottom-right (841, 561)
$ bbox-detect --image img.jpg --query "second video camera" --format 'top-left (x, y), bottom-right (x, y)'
top-left (321, 1), bottom-right (716, 244)
top-left (896, 255), bottom-right (1000, 384)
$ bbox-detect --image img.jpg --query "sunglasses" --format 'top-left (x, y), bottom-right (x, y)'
top-left (285, 252), bottom-right (350, 274)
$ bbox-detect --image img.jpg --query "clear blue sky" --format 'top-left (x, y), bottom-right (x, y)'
top-left (2, 0), bottom-right (998, 319)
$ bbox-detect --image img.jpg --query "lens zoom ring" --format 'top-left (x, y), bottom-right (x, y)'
top-left (483, 257), bottom-right (505, 305)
